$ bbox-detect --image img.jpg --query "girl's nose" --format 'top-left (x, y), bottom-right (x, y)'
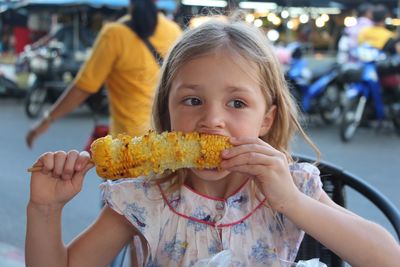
top-left (198, 104), bottom-right (225, 129)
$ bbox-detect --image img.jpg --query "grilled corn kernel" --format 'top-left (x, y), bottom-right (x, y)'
top-left (90, 131), bottom-right (232, 180)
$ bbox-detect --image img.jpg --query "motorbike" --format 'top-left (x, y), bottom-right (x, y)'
top-left (22, 40), bottom-right (108, 118)
top-left (0, 55), bottom-right (34, 98)
top-left (0, 72), bottom-right (28, 98)
top-left (284, 43), bottom-right (342, 124)
top-left (339, 45), bottom-right (400, 142)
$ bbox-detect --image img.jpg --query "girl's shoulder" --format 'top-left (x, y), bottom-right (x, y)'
top-left (289, 162), bottom-right (322, 200)
top-left (100, 176), bottom-right (151, 189)
top-left (100, 177), bottom-right (165, 235)
top-left (289, 161), bottom-right (320, 175)
top-left (100, 177), bottom-right (163, 208)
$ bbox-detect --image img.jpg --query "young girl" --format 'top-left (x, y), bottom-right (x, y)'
top-left (26, 20), bottom-right (400, 267)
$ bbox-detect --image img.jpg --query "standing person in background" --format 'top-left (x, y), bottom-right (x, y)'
top-left (337, 3), bottom-right (373, 63)
top-left (26, 0), bottom-right (182, 147)
top-left (358, 4), bottom-right (395, 50)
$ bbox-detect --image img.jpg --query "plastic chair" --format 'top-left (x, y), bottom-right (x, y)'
top-left (293, 154), bottom-right (400, 267)
top-left (110, 155), bottom-right (400, 267)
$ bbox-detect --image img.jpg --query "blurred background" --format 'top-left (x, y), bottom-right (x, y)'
top-left (0, 0), bottom-right (399, 266)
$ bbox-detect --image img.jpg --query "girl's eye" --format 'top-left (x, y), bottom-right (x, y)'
top-left (228, 99), bottom-right (246, 109)
top-left (183, 97), bottom-right (202, 106)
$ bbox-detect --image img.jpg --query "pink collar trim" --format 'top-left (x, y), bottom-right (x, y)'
top-left (157, 181), bottom-right (267, 228)
top-left (182, 178), bottom-right (250, 202)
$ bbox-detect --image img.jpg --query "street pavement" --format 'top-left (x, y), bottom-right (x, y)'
top-left (0, 97), bottom-right (399, 265)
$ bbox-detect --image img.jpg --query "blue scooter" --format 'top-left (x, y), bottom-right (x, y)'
top-left (339, 45), bottom-right (400, 142)
top-left (285, 43), bottom-right (342, 124)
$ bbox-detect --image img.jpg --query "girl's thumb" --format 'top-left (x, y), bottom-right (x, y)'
top-left (72, 162), bottom-right (95, 190)
top-left (82, 162), bottom-right (95, 175)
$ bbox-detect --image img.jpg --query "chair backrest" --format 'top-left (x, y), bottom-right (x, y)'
top-left (293, 154), bottom-right (400, 267)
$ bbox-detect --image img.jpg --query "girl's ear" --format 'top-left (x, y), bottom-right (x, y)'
top-left (259, 105), bottom-right (277, 136)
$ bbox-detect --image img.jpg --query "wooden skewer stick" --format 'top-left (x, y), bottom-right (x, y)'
top-left (27, 165), bottom-right (43, 172)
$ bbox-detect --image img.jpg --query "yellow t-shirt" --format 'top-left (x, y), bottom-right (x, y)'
top-left (358, 26), bottom-right (394, 49)
top-left (74, 14), bottom-right (181, 137)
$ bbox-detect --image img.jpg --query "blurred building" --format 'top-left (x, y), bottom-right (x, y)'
top-left (175, 0), bottom-right (400, 52)
top-left (2, 0), bottom-right (400, 54)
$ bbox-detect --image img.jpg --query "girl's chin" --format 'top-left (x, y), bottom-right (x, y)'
top-left (190, 168), bottom-right (230, 180)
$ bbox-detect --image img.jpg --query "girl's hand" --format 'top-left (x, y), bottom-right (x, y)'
top-left (220, 137), bottom-right (301, 213)
top-left (29, 150), bottom-right (94, 209)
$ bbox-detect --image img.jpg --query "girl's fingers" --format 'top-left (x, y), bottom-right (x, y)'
top-left (39, 152), bottom-right (55, 175)
top-left (221, 152), bottom-right (277, 171)
top-left (223, 139), bottom-right (281, 160)
top-left (224, 164), bottom-right (265, 177)
top-left (75, 151), bottom-right (92, 172)
top-left (222, 144), bottom-right (273, 159)
top-left (82, 161), bottom-right (95, 174)
top-left (74, 161), bottom-right (94, 188)
top-left (62, 150), bottom-right (80, 180)
top-left (71, 151), bottom-right (94, 190)
top-left (230, 136), bottom-right (271, 146)
top-left (53, 151), bottom-right (67, 178)
top-left (33, 150), bottom-right (92, 181)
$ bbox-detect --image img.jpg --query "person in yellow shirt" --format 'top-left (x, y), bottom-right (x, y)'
top-left (358, 4), bottom-right (395, 50)
top-left (26, 0), bottom-right (182, 147)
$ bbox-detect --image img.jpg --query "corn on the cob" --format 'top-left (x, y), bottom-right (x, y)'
top-left (90, 131), bottom-right (232, 180)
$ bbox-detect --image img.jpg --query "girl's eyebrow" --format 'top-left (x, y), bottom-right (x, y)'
top-left (227, 85), bottom-right (254, 94)
top-left (175, 84), bottom-right (254, 93)
top-left (175, 84), bottom-right (201, 91)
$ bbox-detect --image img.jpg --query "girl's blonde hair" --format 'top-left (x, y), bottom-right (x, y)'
top-left (151, 20), bottom-right (318, 189)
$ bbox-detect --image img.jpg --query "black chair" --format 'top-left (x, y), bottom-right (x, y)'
top-left (110, 155), bottom-right (400, 267)
top-left (293, 154), bottom-right (400, 267)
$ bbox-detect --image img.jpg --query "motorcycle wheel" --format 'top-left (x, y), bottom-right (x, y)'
top-left (24, 81), bottom-right (48, 118)
top-left (318, 83), bottom-right (342, 124)
top-left (340, 95), bottom-right (367, 142)
top-left (389, 103), bottom-right (400, 135)
top-left (0, 76), bottom-right (24, 97)
top-left (0, 77), bottom-right (7, 96)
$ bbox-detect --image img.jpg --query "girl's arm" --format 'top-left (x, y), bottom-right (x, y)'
top-left (283, 191), bottom-right (400, 267)
top-left (69, 206), bottom-right (136, 267)
top-left (26, 201), bottom-right (67, 267)
top-left (221, 136), bottom-right (400, 266)
top-left (25, 151), bottom-right (138, 267)
top-left (26, 204), bottom-right (136, 267)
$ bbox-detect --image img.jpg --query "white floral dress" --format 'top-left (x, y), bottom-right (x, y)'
top-left (100, 163), bottom-right (322, 267)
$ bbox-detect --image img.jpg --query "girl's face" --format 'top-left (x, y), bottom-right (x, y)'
top-left (168, 51), bottom-right (275, 182)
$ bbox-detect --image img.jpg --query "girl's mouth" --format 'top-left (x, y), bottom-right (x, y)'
top-left (203, 167), bottom-right (219, 172)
